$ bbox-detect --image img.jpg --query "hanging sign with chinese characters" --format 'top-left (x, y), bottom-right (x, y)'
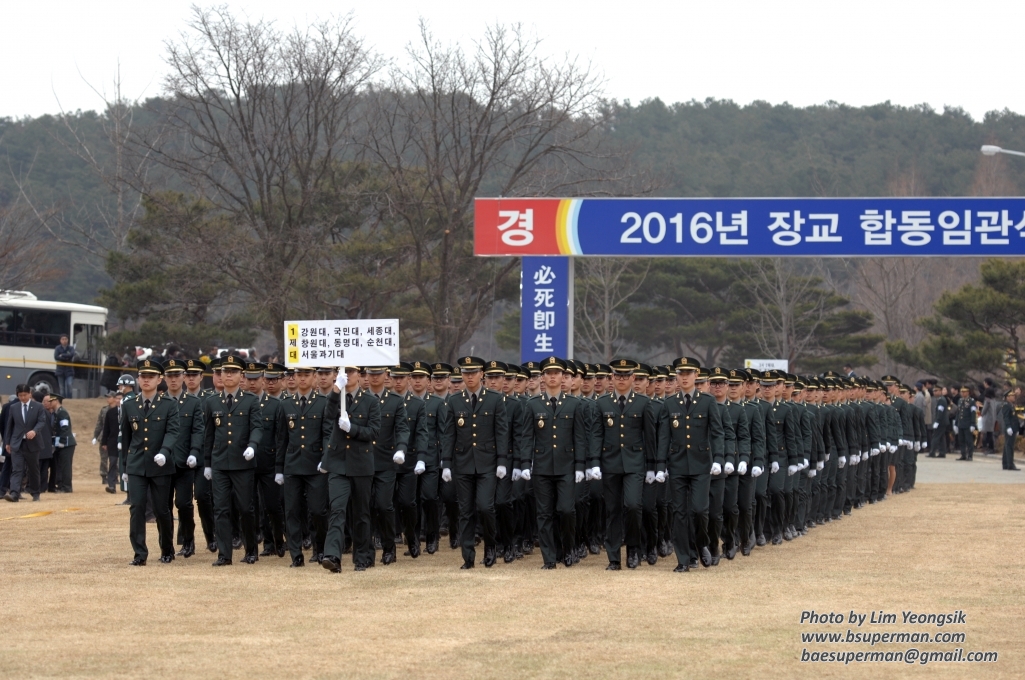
top-left (285, 319), bottom-right (399, 368)
top-left (474, 197), bottom-right (1025, 256)
top-left (520, 257), bottom-right (569, 363)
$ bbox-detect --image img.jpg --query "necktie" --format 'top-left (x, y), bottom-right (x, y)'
top-left (618, 395), bottom-right (626, 410)
top-left (471, 393), bottom-right (478, 411)
top-left (143, 399), bottom-right (151, 416)
top-left (300, 395), bottom-right (308, 410)
top-left (346, 393), bottom-right (353, 411)
top-left (22, 403), bottom-right (28, 422)
top-left (685, 393), bottom-right (691, 409)
top-left (550, 397), bottom-right (558, 412)
top-left (226, 393), bottom-right (234, 410)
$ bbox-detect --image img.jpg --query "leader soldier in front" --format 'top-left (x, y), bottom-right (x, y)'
top-left (162, 358), bottom-right (205, 559)
top-left (120, 358), bottom-right (180, 565)
top-left (658, 357), bottom-right (725, 572)
top-left (443, 356), bottom-right (510, 569)
top-left (202, 355), bottom-right (263, 566)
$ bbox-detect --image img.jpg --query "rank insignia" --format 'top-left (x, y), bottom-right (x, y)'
top-left (672, 419), bottom-right (679, 429)
top-left (215, 417), bottom-right (221, 427)
top-left (607, 417), bottom-right (614, 427)
top-left (289, 420), bottom-right (295, 429)
top-left (132, 422), bottom-right (138, 431)
top-left (457, 417), bottom-right (465, 427)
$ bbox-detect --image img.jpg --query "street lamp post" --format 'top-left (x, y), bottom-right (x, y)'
top-left (981, 145), bottom-right (1025, 158)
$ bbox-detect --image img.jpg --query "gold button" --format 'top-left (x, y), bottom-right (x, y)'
top-left (144, 438), bottom-right (148, 441)
top-left (687, 435), bottom-right (691, 438)
top-left (228, 440), bottom-right (232, 445)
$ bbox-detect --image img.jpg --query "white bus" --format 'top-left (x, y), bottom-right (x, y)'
top-left (0, 291), bottom-right (108, 397)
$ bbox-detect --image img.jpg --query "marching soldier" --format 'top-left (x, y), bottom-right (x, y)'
top-left (445, 356), bottom-right (510, 569)
top-left (409, 361), bottom-right (453, 554)
top-left (194, 358), bottom-right (221, 552)
top-left (120, 358), bottom-right (180, 565)
top-left (162, 358), bottom-right (205, 559)
top-left (706, 367), bottom-right (736, 565)
top-left (717, 368), bottom-right (751, 560)
top-left (248, 361), bottom-right (286, 558)
top-left (320, 366), bottom-right (380, 572)
top-left (593, 359), bottom-right (659, 569)
top-left (738, 370), bottom-right (766, 555)
top-left (484, 361), bottom-right (517, 562)
top-left (390, 362), bottom-right (430, 558)
top-left (659, 357), bottom-right (725, 572)
top-left (202, 355), bottom-right (263, 566)
top-left (275, 366), bottom-right (333, 567)
top-left (363, 366), bottom-right (410, 565)
top-left (432, 362), bottom-right (461, 549)
top-left (998, 390), bottom-right (1021, 471)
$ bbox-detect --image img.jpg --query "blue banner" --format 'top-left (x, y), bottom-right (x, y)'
top-left (475, 197), bottom-right (1025, 256)
top-left (521, 256), bottom-right (569, 363)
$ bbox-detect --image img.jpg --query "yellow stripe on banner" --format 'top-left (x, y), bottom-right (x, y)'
top-left (0, 507), bottom-right (82, 521)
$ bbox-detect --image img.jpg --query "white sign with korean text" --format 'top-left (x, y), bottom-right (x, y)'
top-left (285, 319), bottom-right (399, 368)
top-left (745, 359), bottom-right (789, 372)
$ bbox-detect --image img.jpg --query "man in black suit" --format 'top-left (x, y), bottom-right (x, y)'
top-left (3, 384), bottom-right (48, 502)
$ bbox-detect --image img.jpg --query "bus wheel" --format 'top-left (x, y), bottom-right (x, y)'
top-left (28, 373), bottom-right (57, 396)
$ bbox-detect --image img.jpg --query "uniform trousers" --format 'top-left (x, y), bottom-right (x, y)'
top-left (194, 469), bottom-right (215, 545)
top-left (670, 472), bottom-right (709, 566)
top-left (56, 445), bottom-right (75, 492)
top-left (737, 472), bottom-right (757, 543)
top-left (707, 472), bottom-right (726, 555)
top-left (602, 471), bottom-right (642, 563)
top-left (129, 474), bottom-right (173, 560)
top-left (255, 470), bottom-right (285, 551)
top-left (168, 465), bottom-right (196, 546)
top-left (395, 470), bottom-right (419, 547)
top-left (456, 472), bottom-right (497, 564)
top-left (212, 468), bottom-right (256, 560)
top-left (418, 466), bottom-right (440, 543)
top-left (1003, 433), bottom-right (1018, 469)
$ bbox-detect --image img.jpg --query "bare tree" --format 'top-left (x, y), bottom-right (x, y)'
top-left (0, 195), bottom-right (59, 290)
top-left (135, 6), bottom-right (379, 345)
top-left (575, 258), bottom-right (648, 361)
top-left (364, 21), bottom-right (610, 360)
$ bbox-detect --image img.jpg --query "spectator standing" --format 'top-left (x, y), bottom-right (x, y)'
top-left (54, 335), bottom-right (76, 398)
top-left (100, 392), bottom-right (123, 493)
top-left (3, 384), bottom-right (47, 502)
top-left (0, 395), bottom-right (16, 494)
top-left (35, 391), bottom-right (55, 491)
top-left (93, 394), bottom-right (113, 482)
top-left (100, 352), bottom-right (123, 393)
top-left (46, 394), bottom-right (77, 492)
top-left (980, 379), bottom-right (996, 455)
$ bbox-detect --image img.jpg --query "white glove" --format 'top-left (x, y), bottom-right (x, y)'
top-left (187, 455), bottom-right (197, 468)
top-left (442, 468), bottom-right (452, 482)
top-left (591, 467), bottom-right (602, 481)
top-left (807, 469), bottom-right (816, 478)
top-left (1008, 428), bottom-right (1015, 436)
top-left (573, 470), bottom-right (584, 483)
top-left (334, 371), bottom-right (346, 392)
top-left (710, 462), bottom-right (722, 476)
top-left (414, 460), bottom-right (426, 475)
top-left (204, 467), bottom-right (212, 480)
top-left (122, 473), bottom-right (129, 485)
top-left (871, 448), bottom-right (879, 456)
top-left (838, 456), bottom-right (847, 469)
top-left (933, 422), bottom-right (939, 430)
top-left (825, 453), bottom-right (830, 462)
top-left (497, 465), bottom-right (507, 479)
top-left (970, 426), bottom-right (977, 433)
top-left (338, 409), bottom-right (351, 432)
top-left (921, 441), bottom-right (928, 449)
top-left (787, 464), bottom-right (798, 476)
top-left (737, 461), bottom-right (748, 475)
top-left (91, 438), bottom-right (97, 445)
top-left (724, 462), bottom-right (734, 475)
top-left (117, 442), bottom-right (121, 450)
top-left (953, 425), bottom-right (959, 435)
top-left (816, 461), bottom-right (824, 470)
top-left (584, 468), bottom-right (595, 481)
top-left (521, 469), bottom-right (531, 482)
top-left (770, 461), bottom-right (780, 474)
top-left (0, 455), bottom-right (4, 464)
top-left (511, 468), bottom-right (522, 481)
top-left (645, 471), bottom-right (656, 484)
top-left (851, 454), bottom-right (860, 465)
top-left (751, 466), bottom-right (763, 478)
top-left (243, 446), bottom-right (255, 461)
top-left (914, 442), bottom-right (920, 452)
top-left (154, 453), bottom-right (166, 467)
top-left (274, 473), bottom-right (284, 485)
top-left (392, 450), bottom-right (405, 465)
top-left (888, 444), bottom-right (897, 453)
top-left (654, 470), bottom-right (666, 483)
top-left (317, 462), bottom-right (327, 474)
top-left (802, 458), bottom-right (809, 470)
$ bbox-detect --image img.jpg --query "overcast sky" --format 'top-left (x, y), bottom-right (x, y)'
top-left (4, 0), bottom-right (1022, 121)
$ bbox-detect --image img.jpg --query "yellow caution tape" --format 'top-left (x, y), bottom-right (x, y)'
top-left (0, 507), bottom-right (82, 521)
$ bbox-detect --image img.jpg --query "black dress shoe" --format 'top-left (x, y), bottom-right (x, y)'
top-left (699, 546), bottom-right (712, 568)
top-left (321, 555), bottom-right (341, 573)
top-left (606, 562), bottom-right (622, 571)
top-left (160, 554), bottom-right (174, 564)
top-left (241, 554), bottom-right (258, 564)
top-left (626, 550), bottom-right (640, 569)
top-left (232, 537), bottom-right (243, 550)
top-left (689, 558), bottom-right (699, 568)
top-left (3, 491), bottom-right (18, 502)
top-left (563, 554), bottom-right (574, 568)
top-left (408, 541), bottom-right (421, 559)
top-left (382, 550), bottom-right (396, 565)
top-left (522, 539), bottom-right (534, 555)
top-left (276, 546), bottom-right (286, 558)
top-left (513, 545), bottom-right (524, 560)
top-left (207, 542), bottom-right (217, 553)
top-left (182, 541), bottom-right (196, 558)
top-left (259, 546), bottom-right (275, 557)
top-left (711, 552), bottom-right (721, 566)
top-left (354, 562), bottom-right (368, 572)
top-left (740, 542), bottom-right (752, 557)
top-left (755, 534), bottom-right (766, 547)
top-left (310, 552), bottom-right (323, 564)
top-left (105, 486), bottom-right (116, 494)
top-left (483, 545), bottom-right (497, 568)
top-left (212, 557), bottom-right (232, 567)
top-left (540, 562), bottom-right (556, 570)
top-left (503, 547), bottom-right (515, 563)
top-left (589, 541), bottom-right (601, 555)
top-left (673, 563), bottom-right (689, 573)
top-left (449, 537), bottom-right (459, 550)
top-left (782, 528), bottom-right (793, 541)
top-left (460, 559), bottom-right (475, 570)
top-left (724, 543), bottom-right (738, 560)
top-left (290, 555), bottom-right (305, 568)
top-left (426, 538), bottom-right (439, 554)
top-left (771, 533), bottom-right (783, 545)
top-left (646, 549), bottom-right (657, 566)
top-left (129, 557), bottom-right (146, 566)
top-left (31, 495), bottom-right (40, 502)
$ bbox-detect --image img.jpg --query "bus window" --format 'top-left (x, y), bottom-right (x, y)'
top-left (0, 308), bottom-right (15, 344)
top-left (73, 323), bottom-right (104, 366)
top-left (0, 308), bottom-right (71, 348)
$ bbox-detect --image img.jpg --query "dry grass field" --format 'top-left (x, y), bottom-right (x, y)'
top-left (1, 398), bottom-right (1022, 678)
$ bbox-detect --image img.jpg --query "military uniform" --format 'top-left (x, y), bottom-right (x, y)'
top-left (445, 356), bottom-right (510, 569)
top-left (119, 359), bottom-right (180, 564)
top-left (275, 383), bottom-right (334, 565)
top-left (321, 382), bottom-right (379, 570)
top-left (738, 372), bottom-right (766, 554)
top-left (391, 363), bottom-right (430, 558)
top-left (658, 357), bottom-right (725, 571)
top-left (954, 391), bottom-right (977, 461)
top-left (997, 396), bottom-right (1021, 470)
top-left (363, 370), bottom-right (410, 565)
top-left (202, 355), bottom-right (264, 564)
top-left (250, 362), bottom-right (286, 558)
top-left (930, 393), bottom-right (950, 457)
top-left (164, 358), bottom-right (205, 558)
top-left (51, 401), bottom-right (77, 492)
top-left (410, 362), bottom-right (453, 555)
top-left (517, 357), bottom-right (589, 568)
